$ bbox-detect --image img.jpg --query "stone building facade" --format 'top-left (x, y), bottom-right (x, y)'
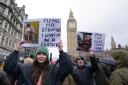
top-left (0, 0), bottom-right (27, 57)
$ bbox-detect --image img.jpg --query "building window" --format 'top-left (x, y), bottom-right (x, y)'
top-left (12, 41), bottom-right (14, 49)
top-left (0, 4), bottom-right (5, 14)
top-left (4, 22), bottom-right (8, 30)
top-left (1, 35), bottom-right (5, 45)
top-left (11, 16), bottom-right (14, 23)
top-left (13, 31), bottom-right (16, 38)
top-left (5, 38), bottom-right (8, 47)
top-left (0, 17), bottom-right (3, 26)
top-left (11, 29), bottom-right (13, 36)
top-left (9, 40), bottom-right (11, 48)
top-left (8, 25), bottom-right (11, 33)
top-left (7, 12), bottom-right (10, 19)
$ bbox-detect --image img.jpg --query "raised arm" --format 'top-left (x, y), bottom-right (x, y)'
top-left (3, 42), bottom-right (22, 77)
top-left (57, 41), bottom-right (73, 78)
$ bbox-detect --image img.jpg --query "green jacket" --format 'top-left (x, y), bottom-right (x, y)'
top-left (110, 67), bottom-right (128, 85)
top-left (110, 50), bottom-right (128, 85)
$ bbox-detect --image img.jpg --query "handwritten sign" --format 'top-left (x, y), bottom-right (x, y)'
top-left (91, 33), bottom-right (105, 52)
top-left (39, 18), bottom-right (61, 47)
top-left (77, 32), bottom-right (105, 52)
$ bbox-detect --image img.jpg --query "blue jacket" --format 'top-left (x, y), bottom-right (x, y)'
top-left (4, 50), bottom-right (73, 85)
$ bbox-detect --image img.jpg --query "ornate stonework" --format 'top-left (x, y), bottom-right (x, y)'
top-left (0, 0), bottom-right (27, 57)
top-left (67, 9), bottom-right (78, 58)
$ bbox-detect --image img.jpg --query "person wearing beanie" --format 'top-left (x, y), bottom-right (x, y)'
top-left (110, 50), bottom-right (128, 85)
top-left (4, 41), bottom-right (73, 85)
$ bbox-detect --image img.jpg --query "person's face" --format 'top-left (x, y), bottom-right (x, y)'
top-left (84, 35), bottom-right (91, 40)
top-left (77, 57), bottom-right (85, 67)
top-left (36, 52), bottom-right (48, 63)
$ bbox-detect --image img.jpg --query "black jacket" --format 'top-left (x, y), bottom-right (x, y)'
top-left (90, 56), bottom-right (110, 85)
top-left (4, 50), bottom-right (73, 85)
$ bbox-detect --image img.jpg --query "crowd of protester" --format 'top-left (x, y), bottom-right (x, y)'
top-left (0, 41), bottom-right (128, 85)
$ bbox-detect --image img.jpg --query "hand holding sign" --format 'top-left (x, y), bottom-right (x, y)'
top-left (87, 49), bottom-right (94, 59)
top-left (15, 41), bottom-right (25, 51)
top-left (57, 40), bottom-right (63, 51)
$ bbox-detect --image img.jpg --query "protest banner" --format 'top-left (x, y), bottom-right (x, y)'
top-left (21, 18), bottom-right (61, 48)
top-left (77, 31), bottom-right (105, 52)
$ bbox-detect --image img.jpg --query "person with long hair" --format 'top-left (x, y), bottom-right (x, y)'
top-left (4, 42), bottom-right (73, 85)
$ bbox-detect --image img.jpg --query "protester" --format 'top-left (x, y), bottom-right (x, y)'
top-left (89, 52), bottom-right (112, 85)
top-left (0, 57), bottom-right (10, 85)
top-left (71, 56), bottom-right (94, 85)
top-left (110, 50), bottom-right (128, 85)
top-left (4, 41), bottom-right (73, 85)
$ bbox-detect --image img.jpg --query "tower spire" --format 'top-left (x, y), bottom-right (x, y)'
top-left (111, 36), bottom-right (116, 49)
top-left (69, 8), bottom-right (74, 19)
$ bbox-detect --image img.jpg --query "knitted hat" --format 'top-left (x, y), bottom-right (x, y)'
top-left (35, 47), bottom-right (49, 58)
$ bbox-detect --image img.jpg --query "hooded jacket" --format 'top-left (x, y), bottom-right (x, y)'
top-left (110, 50), bottom-right (128, 85)
top-left (4, 48), bottom-right (73, 85)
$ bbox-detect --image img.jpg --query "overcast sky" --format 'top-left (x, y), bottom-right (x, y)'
top-left (15, 0), bottom-right (128, 54)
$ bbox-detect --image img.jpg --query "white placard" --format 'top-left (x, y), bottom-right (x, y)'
top-left (91, 33), bottom-right (105, 52)
top-left (39, 18), bottom-right (61, 47)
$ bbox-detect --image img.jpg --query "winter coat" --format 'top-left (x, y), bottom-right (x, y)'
top-left (110, 67), bottom-right (128, 85)
top-left (110, 50), bottom-right (128, 85)
top-left (90, 57), bottom-right (110, 85)
top-left (4, 50), bottom-right (73, 85)
top-left (71, 66), bottom-right (94, 85)
top-left (94, 63), bottom-right (110, 85)
top-left (0, 69), bottom-right (10, 85)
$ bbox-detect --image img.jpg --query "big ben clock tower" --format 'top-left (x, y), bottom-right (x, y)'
top-left (67, 9), bottom-right (78, 58)
top-left (63, 9), bottom-right (78, 85)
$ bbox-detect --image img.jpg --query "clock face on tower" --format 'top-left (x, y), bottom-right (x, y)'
top-left (69, 22), bottom-right (76, 28)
